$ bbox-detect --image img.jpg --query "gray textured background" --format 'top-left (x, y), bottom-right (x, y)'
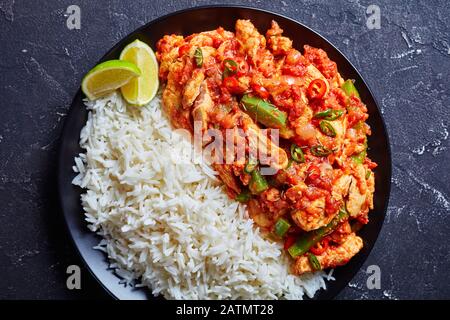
top-left (0, 0), bottom-right (449, 299)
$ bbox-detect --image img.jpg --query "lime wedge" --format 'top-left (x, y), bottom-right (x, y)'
top-left (81, 60), bottom-right (141, 100)
top-left (119, 39), bottom-right (159, 106)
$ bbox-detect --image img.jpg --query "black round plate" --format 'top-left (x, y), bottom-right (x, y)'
top-left (57, 5), bottom-right (391, 300)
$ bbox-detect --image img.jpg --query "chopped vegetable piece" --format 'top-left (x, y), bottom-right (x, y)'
top-left (319, 120), bottom-right (336, 137)
top-left (352, 138), bottom-right (368, 164)
top-left (314, 109), bottom-right (344, 121)
top-left (236, 190), bottom-right (251, 203)
top-left (310, 145), bottom-right (333, 157)
top-left (284, 235), bottom-right (297, 250)
top-left (290, 144), bottom-right (305, 163)
top-left (288, 207), bottom-right (349, 258)
top-left (307, 253), bottom-right (322, 271)
top-left (274, 218), bottom-right (291, 238)
top-left (241, 94), bottom-right (288, 130)
top-left (309, 238), bottom-right (329, 255)
top-left (249, 170), bottom-right (269, 195)
top-left (341, 79), bottom-right (360, 99)
top-left (178, 44), bottom-right (190, 56)
top-left (352, 150), bottom-right (366, 164)
top-left (244, 158), bottom-right (258, 174)
top-left (307, 79), bottom-right (327, 100)
top-left (308, 164), bottom-right (320, 181)
top-left (251, 84), bottom-right (270, 99)
top-left (365, 170), bottom-right (372, 179)
top-left (194, 47), bottom-right (203, 67)
top-left (313, 109), bottom-right (332, 119)
top-left (223, 59), bottom-right (238, 78)
top-left (326, 109), bottom-right (344, 121)
top-left (223, 76), bottom-right (243, 94)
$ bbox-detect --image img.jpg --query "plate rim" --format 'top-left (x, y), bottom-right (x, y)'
top-left (57, 4), bottom-right (392, 300)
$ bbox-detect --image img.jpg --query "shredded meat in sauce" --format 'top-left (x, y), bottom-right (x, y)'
top-left (156, 20), bottom-right (377, 275)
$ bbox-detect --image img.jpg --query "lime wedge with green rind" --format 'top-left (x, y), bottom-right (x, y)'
top-left (81, 59), bottom-right (141, 100)
top-left (119, 39), bottom-right (159, 106)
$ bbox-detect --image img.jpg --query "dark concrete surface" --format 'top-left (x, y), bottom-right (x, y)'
top-left (0, 0), bottom-right (448, 300)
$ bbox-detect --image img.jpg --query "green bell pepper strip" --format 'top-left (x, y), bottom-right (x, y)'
top-left (274, 218), bottom-right (291, 238)
top-left (249, 169), bottom-right (269, 195)
top-left (235, 190), bottom-right (251, 203)
top-left (241, 94), bottom-right (288, 130)
top-left (352, 149), bottom-right (366, 164)
top-left (307, 253), bottom-right (322, 271)
top-left (288, 207), bottom-right (349, 258)
top-left (244, 158), bottom-right (258, 174)
top-left (194, 48), bottom-right (203, 67)
top-left (341, 79), bottom-right (360, 99)
top-left (352, 139), bottom-right (368, 164)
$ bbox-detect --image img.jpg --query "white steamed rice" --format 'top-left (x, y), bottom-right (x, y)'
top-left (72, 91), bottom-right (332, 300)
